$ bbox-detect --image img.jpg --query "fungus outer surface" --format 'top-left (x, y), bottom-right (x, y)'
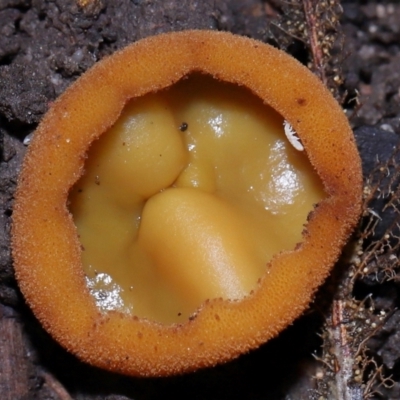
top-left (12, 30), bottom-right (363, 377)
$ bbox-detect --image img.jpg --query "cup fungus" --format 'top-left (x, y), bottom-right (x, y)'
top-left (12, 30), bottom-right (362, 377)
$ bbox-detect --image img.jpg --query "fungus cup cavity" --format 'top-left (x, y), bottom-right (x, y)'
top-left (12, 30), bottom-right (362, 377)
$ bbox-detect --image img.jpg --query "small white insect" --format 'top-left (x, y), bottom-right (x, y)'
top-left (23, 132), bottom-right (34, 146)
top-left (283, 120), bottom-right (304, 151)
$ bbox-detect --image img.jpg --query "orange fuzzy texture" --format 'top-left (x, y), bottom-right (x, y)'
top-left (12, 30), bottom-right (362, 376)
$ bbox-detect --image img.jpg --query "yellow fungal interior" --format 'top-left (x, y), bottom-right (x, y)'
top-left (69, 74), bottom-right (325, 324)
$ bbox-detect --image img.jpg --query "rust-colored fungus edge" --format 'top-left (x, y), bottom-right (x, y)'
top-left (12, 30), bottom-right (362, 377)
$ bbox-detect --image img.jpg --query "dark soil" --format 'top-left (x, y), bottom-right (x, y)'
top-left (1, 1), bottom-right (400, 399)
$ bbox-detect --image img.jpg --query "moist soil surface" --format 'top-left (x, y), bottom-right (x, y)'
top-left (1, 1), bottom-right (400, 399)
